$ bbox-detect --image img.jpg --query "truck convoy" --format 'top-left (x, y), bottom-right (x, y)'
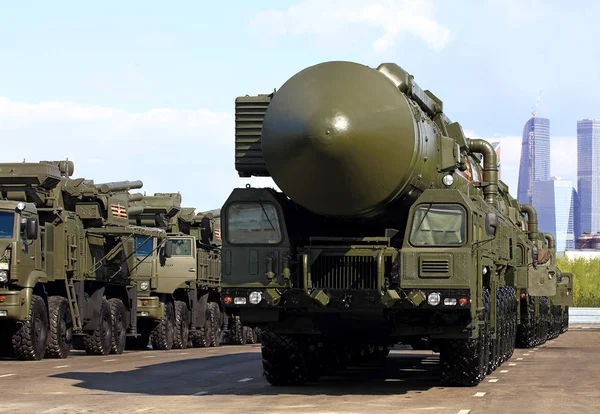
top-left (0, 160), bottom-right (170, 360)
top-left (220, 61), bottom-right (573, 387)
top-left (127, 193), bottom-right (258, 350)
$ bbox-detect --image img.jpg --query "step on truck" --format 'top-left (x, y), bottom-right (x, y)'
top-left (0, 160), bottom-right (170, 360)
top-left (127, 193), bottom-right (258, 350)
top-left (220, 61), bottom-right (568, 387)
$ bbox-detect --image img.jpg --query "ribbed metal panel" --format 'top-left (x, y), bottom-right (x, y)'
top-left (419, 259), bottom-right (450, 277)
top-left (235, 95), bottom-right (271, 177)
top-left (311, 255), bottom-right (377, 289)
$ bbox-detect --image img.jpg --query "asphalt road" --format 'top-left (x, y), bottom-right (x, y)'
top-left (0, 328), bottom-right (597, 414)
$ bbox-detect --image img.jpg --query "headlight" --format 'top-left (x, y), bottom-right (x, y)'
top-left (442, 174), bottom-right (454, 187)
top-left (0, 270), bottom-right (7, 283)
top-left (427, 292), bottom-right (441, 306)
top-left (249, 291), bottom-right (263, 305)
top-left (140, 281), bottom-right (149, 291)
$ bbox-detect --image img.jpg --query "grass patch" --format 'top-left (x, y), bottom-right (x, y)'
top-left (557, 257), bottom-right (600, 307)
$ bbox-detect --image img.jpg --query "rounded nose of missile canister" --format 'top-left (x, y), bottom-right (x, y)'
top-left (261, 61), bottom-right (418, 217)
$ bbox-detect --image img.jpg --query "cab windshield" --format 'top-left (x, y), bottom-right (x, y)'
top-left (409, 204), bottom-right (466, 246)
top-left (0, 212), bottom-right (14, 239)
top-left (227, 202), bottom-right (282, 244)
top-left (134, 236), bottom-right (154, 256)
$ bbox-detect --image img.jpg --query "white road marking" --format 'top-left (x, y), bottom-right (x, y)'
top-left (0, 374), bottom-right (15, 378)
top-left (103, 359), bottom-right (117, 362)
top-left (53, 365), bottom-right (69, 368)
top-left (143, 355), bottom-right (156, 358)
top-left (238, 377), bottom-right (254, 383)
top-left (458, 410), bottom-right (471, 414)
top-left (523, 353), bottom-right (530, 356)
top-left (177, 352), bottom-right (189, 355)
top-left (509, 363), bottom-right (517, 366)
top-left (473, 392), bottom-right (486, 397)
top-left (517, 358), bottom-right (524, 360)
top-left (500, 370), bottom-right (509, 373)
top-left (135, 409), bottom-right (154, 413)
top-left (194, 391), bottom-right (209, 395)
top-left (385, 379), bottom-right (403, 382)
top-left (534, 348), bottom-right (539, 350)
top-left (488, 379), bottom-right (499, 383)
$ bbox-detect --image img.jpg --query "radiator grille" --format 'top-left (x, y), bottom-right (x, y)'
top-left (419, 259), bottom-right (450, 277)
top-left (311, 255), bottom-right (377, 289)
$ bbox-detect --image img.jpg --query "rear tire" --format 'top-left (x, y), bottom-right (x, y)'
top-left (108, 298), bottom-right (127, 355)
top-left (150, 301), bottom-right (174, 350)
top-left (231, 318), bottom-right (245, 345)
top-left (208, 302), bottom-right (221, 347)
top-left (173, 301), bottom-right (190, 349)
top-left (246, 326), bottom-right (259, 344)
top-left (83, 299), bottom-right (112, 356)
top-left (45, 296), bottom-right (72, 359)
top-left (12, 295), bottom-right (49, 361)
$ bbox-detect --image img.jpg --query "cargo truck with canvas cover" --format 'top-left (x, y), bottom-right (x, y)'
top-left (0, 160), bottom-right (170, 360)
top-left (221, 61), bottom-right (567, 387)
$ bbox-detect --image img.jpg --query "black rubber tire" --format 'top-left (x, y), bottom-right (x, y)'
top-left (516, 297), bottom-right (536, 348)
top-left (506, 287), bottom-right (516, 360)
top-left (208, 302), bottom-right (221, 347)
top-left (231, 318), bottom-right (245, 345)
top-left (245, 326), bottom-right (259, 344)
top-left (373, 345), bottom-right (391, 360)
top-left (561, 306), bottom-right (569, 333)
top-left (150, 301), bottom-right (174, 350)
top-left (108, 298), bottom-right (127, 355)
top-left (173, 301), bottom-right (190, 349)
top-left (261, 332), bottom-right (308, 386)
top-left (83, 299), bottom-right (112, 356)
top-left (190, 305), bottom-right (211, 348)
top-left (440, 335), bottom-right (486, 387)
top-left (12, 294), bottom-right (49, 361)
top-left (45, 296), bottom-right (72, 359)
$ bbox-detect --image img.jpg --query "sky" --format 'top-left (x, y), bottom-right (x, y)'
top-left (1, 0), bottom-right (599, 211)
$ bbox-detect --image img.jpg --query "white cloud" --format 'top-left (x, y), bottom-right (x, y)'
top-left (0, 97), bottom-right (275, 212)
top-left (249, 0), bottom-right (451, 53)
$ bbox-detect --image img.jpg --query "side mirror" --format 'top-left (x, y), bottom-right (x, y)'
top-left (531, 246), bottom-right (539, 262)
top-left (485, 212), bottom-right (498, 237)
top-left (26, 218), bottom-right (38, 240)
top-left (163, 240), bottom-right (173, 258)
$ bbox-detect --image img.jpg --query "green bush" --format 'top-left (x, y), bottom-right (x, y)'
top-left (557, 257), bottom-right (600, 307)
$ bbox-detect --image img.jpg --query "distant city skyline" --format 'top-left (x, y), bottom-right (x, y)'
top-left (577, 119), bottom-right (600, 236)
top-left (517, 117), bottom-right (551, 205)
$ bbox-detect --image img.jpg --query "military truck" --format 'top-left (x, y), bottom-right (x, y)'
top-left (220, 61), bottom-right (566, 387)
top-left (0, 160), bottom-right (171, 360)
top-left (127, 193), bottom-right (258, 349)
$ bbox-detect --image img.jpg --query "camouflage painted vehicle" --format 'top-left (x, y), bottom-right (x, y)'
top-left (0, 160), bottom-right (169, 360)
top-left (128, 193), bottom-right (258, 349)
top-left (220, 61), bottom-right (566, 387)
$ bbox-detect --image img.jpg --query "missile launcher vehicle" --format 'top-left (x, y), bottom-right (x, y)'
top-left (128, 194), bottom-right (258, 349)
top-left (0, 160), bottom-right (170, 360)
top-left (220, 61), bottom-right (567, 386)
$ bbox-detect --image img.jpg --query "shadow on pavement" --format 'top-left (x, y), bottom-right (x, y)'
top-left (51, 350), bottom-right (442, 396)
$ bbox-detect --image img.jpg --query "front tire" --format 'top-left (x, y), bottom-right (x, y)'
top-left (261, 332), bottom-right (308, 386)
top-left (12, 294), bottom-right (49, 361)
top-left (108, 298), bottom-right (127, 355)
top-left (150, 300), bottom-right (175, 350)
top-left (173, 301), bottom-right (190, 349)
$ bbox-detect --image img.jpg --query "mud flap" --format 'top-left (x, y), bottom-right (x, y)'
top-left (527, 265), bottom-right (557, 297)
top-left (552, 273), bottom-right (573, 306)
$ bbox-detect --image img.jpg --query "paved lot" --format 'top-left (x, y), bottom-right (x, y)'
top-left (0, 328), bottom-right (597, 413)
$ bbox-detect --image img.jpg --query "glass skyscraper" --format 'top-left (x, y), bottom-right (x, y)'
top-left (517, 117), bottom-right (551, 205)
top-left (577, 119), bottom-right (600, 236)
top-left (532, 179), bottom-right (578, 252)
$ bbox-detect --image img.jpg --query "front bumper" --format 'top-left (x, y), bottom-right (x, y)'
top-left (222, 287), bottom-right (471, 311)
top-left (136, 296), bottom-right (164, 319)
top-left (0, 289), bottom-right (30, 321)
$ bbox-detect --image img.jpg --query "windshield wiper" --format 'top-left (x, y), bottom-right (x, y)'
top-left (414, 203), bottom-right (433, 233)
top-left (258, 200), bottom-right (276, 231)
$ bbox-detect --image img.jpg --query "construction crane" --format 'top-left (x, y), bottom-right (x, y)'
top-left (527, 90), bottom-right (543, 203)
